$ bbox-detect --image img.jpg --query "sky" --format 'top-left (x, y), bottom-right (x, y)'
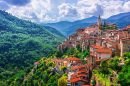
top-left (0, 0), bottom-right (130, 23)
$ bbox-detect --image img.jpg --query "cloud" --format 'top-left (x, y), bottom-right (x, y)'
top-left (0, 0), bottom-right (130, 23)
top-left (78, 3), bottom-right (103, 19)
top-left (4, 0), bottom-right (31, 6)
top-left (78, 0), bottom-right (101, 6)
top-left (58, 3), bottom-right (78, 17)
top-left (123, 1), bottom-right (130, 12)
top-left (0, 1), bottom-right (10, 10)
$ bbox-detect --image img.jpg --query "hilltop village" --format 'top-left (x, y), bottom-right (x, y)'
top-left (49, 15), bottom-right (130, 86)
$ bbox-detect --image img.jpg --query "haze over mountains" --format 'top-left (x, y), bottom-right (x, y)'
top-left (41, 12), bottom-right (130, 37)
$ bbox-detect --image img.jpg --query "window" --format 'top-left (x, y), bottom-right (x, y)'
top-left (75, 83), bottom-right (78, 85)
top-left (92, 57), bottom-right (94, 62)
top-left (99, 57), bottom-right (101, 59)
top-left (99, 53), bottom-right (101, 55)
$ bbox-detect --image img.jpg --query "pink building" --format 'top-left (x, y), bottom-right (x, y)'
top-left (96, 48), bottom-right (112, 60)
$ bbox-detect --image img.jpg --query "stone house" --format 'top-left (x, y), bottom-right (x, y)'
top-left (53, 59), bottom-right (61, 69)
top-left (118, 30), bottom-right (128, 41)
top-left (34, 62), bottom-right (40, 67)
top-left (70, 77), bottom-right (89, 86)
top-left (73, 40), bottom-right (80, 49)
top-left (125, 24), bottom-right (130, 33)
top-left (120, 37), bottom-right (130, 56)
top-left (90, 45), bottom-right (103, 55)
top-left (96, 48), bottom-right (112, 60)
top-left (87, 55), bottom-right (96, 66)
top-left (67, 57), bottom-right (82, 66)
top-left (60, 58), bottom-right (68, 67)
top-left (57, 41), bottom-right (73, 52)
top-left (70, 70), bottom-right (90, 86)
top-left (85, 27), bottom-right (101, 36)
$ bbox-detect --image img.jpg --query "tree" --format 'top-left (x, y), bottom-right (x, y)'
top-left (47, 61), bottom-right (53, 67)
top-left (47, 76), bottom-right (57, 86)
top-left (60, 66), bottom-right (67, 73)
top-left (83, 51), bottom-right (90, 57)
top-left (58, 76), bottom-right (68, 86)
top-left (55, 50), bottom-right (63, 57)
top-left (76, 45), bottom-right (82, 52)
top-left (100, 60), bottom-right (109, 75)
top-left (101, 60), bottom-right (108, 68)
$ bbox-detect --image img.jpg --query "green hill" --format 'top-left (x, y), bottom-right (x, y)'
top-left (43, 26), bottom-right (66, 38)
top-left (0, 10), bottom-right (65, 71)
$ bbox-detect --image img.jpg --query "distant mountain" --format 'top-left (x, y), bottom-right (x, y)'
top-left (73, 16), bottom-right (98, 24)
top-left (113, 15), bottom-right (130, 29)
top-left (0, 10), bottom-right (64, 71)
top-left (43, 21), bottom-right (74, 32)
top-left (40, 12), bottom-right (130, 37)
top-left (107, 12), bottom-right (130, 20)
top-left (41, 16), bottom-right (98, 36)
top-left (43, 26), bottom-right (66, 37)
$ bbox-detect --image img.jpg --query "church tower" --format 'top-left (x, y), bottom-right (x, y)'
top-left (97, 15), bottom-right (102, 27)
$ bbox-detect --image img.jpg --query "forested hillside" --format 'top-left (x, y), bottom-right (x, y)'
top-left (0, 10), bottom-right (65, 71)
top-left (43, 26), bottom-right (66, 37)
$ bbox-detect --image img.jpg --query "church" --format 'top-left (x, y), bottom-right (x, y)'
top-left (90, 15), bottom-right (118, 29)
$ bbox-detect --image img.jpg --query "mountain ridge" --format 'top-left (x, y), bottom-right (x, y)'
top-left (41, 12), bottom-right (130, 37)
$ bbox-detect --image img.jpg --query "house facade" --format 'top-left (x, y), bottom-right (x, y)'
top-left (120, 37), bottom-right (130, 56)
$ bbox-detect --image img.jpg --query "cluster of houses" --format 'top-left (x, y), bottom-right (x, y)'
top-left (55, 15), bottom-right (130, 86)
top-left (53, 57), bottom-right (92, 86)
top-left (34, 15), bottom-right (130, 86)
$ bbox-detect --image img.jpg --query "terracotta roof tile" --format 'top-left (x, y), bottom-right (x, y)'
top-left (77, 74), bottom-right (87, 78)
top-left (96, 49), bottom-right (112, 53)
top-left (68, 57), bottom-right (81, 61)
top-left (70, 78), bottom-right (88, 83)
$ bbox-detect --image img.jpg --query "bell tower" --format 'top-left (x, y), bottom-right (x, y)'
top-left (97, 15), bottom-right (102, 27)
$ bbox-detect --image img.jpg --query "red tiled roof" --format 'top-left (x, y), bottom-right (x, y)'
top-left (72, 65), bottom-right (89, 71)
top-left (96, 49), bottom-right (112, 53)
top-left (57, 60), bottom-right (61, 62)
top-left (34, 62), bottom-right (40, 64)
top-left (78, 65), bottom-right (87, 69)
top-left (77, 74), bottom-right (87, 78)
top-left (72, 66), bottom-right (79, 70)
top-left (53, 59), bottom-right (61, 62)
top-left (77, 70), bottom-right (89, 74)
top-left (95, 60), bottom-right (101, 62)
top-left (127, 27), bottom-right (130, 28)
top-left (90, 45), bottom-right (101, 49)
top-left (82, 85), bottom-right (93, 86)
top-left (82, 79), bottom-right (88, 82)
top-left (70, 78), bottom-right (88, 83)
top-left (68, 57), bottom-right (81, 61)
top-left (62, 59), bottom-right (68, 61)
top-left (52, 59), bottom-right (57, 62)
top-left (96, 58), bottom-right (110, 62)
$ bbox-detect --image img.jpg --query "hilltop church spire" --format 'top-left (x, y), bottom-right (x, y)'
top-left (98, 15), bottom-right (100, 19)
top-left (97, 15), bottom-right (102, 27)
